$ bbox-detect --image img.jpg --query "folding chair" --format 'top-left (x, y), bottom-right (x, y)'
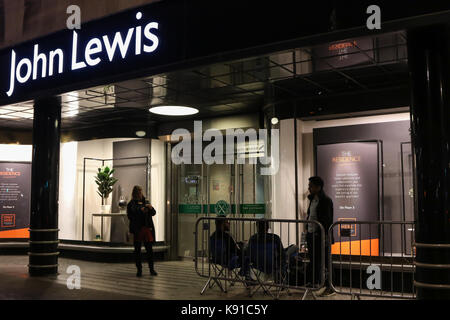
top-left (247, 240), bottom-right (289, 299)
top-left (200, 237), bottom-right (243, 295)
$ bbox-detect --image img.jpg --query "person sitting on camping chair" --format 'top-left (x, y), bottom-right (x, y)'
top-left (247, 220), bottom-right (287, 284)
top-left (209, 218), bottom-right (250, 277)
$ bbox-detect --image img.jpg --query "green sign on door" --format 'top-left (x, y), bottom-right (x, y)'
top-left (179, 203), bottom-right (265, 215)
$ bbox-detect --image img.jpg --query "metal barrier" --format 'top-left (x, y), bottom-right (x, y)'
top-left (194, 217), bottom-right (326, 299)
top-left (328, 221), bottom-right (416, 299)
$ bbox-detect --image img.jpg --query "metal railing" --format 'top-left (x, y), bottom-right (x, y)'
top-left (194, 217), bottom-right (326, 300)
top-left (328, 221), bottom-right (416, 299)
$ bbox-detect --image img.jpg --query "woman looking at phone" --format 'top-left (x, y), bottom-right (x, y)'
top-left (127, 185), bottom-right (158, 277)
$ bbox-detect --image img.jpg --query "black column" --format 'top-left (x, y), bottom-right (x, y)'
top-left (408, 25), bottom-right (450, 299)
top-left (29, 96), bottom-right (61, 276)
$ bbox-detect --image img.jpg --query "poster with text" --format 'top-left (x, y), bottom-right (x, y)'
top-left (313, 37), bottom-right (374, 71)
top-left (317, 142), bottom-right (379, 256)
top-left (0, 162), bottom-right (31, 238)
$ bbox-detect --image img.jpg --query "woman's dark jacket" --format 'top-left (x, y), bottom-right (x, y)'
top-left (307, 190), bottom-right (334, 243)
top-left (127, 197), bottom-right (156, 240)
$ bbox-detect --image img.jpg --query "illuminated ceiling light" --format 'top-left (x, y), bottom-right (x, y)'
top-left (271, 117), bottom-right (279, 125)
top-left (149, 106), bottom-right (199, 116)
top-left (136, 131), bottom-right (146, 138)
top-left (64, 91), bottom-right (79, 118)
top-left (0, 105), bottom-right (34, 119)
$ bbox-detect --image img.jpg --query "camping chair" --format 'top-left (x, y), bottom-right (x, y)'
top-left (247, 239), bottom-right (289, 299)
top-left (200, 236), bottom-right (243, 295)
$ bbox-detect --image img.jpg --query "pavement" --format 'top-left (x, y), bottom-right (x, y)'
top-left (0, 255), bottom-right (403, 300)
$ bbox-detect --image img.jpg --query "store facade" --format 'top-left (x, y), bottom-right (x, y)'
top-left (0, 0), bottom-right (449, 299)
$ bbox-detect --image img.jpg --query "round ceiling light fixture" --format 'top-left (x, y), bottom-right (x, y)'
top-left (149, 106), bottom-right (199, 116)
top-left (136, 131), bottom-right (147, 138)
top-left (271, 117), bottom-right (279, 125)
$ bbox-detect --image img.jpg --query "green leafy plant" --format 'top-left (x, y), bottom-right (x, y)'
top-left (95, 166), bottom-right (118, 205)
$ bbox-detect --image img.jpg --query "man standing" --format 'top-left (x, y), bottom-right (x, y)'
top-left (306, 176), bottom-right (335, 297)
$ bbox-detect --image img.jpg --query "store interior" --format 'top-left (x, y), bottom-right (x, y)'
top-left (0, 30), bottom-right (413, 258)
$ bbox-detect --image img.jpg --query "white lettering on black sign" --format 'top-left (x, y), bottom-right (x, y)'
top-left (6, 12), bottom-right (159, 97)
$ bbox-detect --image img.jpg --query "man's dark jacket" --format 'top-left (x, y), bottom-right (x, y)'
top-left (209, 230), bottom-right (241, 265)
top-left (307, 190), bottom-right (334, 242)
top-left (127, 197), bottom-right (156, 240)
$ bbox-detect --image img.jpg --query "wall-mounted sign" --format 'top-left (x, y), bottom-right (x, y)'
top-left (215, 200), bottom-right (230, 216)
top-left (4, 12), bottom-right (159, 99)
top-left (313, 37), bottom-right (374, 71)
top-left (0, 162), bottom-right (31, 238)
top-left (317, 142), bottom-right (380, 256)
top-left (0, 1), bottom-right (447, 107)
top-left (184, 176), bottom-right (200, 185)
top-left (6, 13), bottom-right (159, 97)
top-left (0, 1), bottom-right (177, 106)
top-left (178, 203), bottom-right (266, 215)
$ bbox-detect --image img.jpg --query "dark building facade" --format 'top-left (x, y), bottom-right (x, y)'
top-left (0, 0), bottom-right (448, 299)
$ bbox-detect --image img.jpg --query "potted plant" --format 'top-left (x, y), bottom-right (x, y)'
top-left (95, 166), bottom-right (118, 214)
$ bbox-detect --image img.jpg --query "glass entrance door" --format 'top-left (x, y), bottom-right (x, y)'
top-left (177, 163), bottom-right (205, 258)
top-left (176, 161), bottom-right (266, 258)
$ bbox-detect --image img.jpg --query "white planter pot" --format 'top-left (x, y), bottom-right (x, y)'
top-left (101, 205), bottom-right (111, 214)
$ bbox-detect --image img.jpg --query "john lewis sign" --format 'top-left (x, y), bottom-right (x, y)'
top-left (0, 1), bottom-right (177, 106)
top-left (2, 1), bottom-right (437, 106)
top-left (6, 12), bottom-right (159, 97)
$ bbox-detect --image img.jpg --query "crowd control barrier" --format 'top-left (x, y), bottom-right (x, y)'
top-left (194, 217), bottom-right (326, 300)
top-left (328, 221), bottom-right (416, 299)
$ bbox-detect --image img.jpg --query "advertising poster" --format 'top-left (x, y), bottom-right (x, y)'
top-left (316, 142), bottom-right (379, 256)
top-left (0, 162), bottom-right (31, 239)
top-left (313, 37), bottom-right (374, 71)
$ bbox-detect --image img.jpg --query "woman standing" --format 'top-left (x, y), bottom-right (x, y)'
top-left (127, 186), bottom-right (158, 277)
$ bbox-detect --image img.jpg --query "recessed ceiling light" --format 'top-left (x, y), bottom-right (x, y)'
top-left (149, 106), bottom-right (199, 116)
top-left (271, 117), bottom-right (279, 125)
top-left (136, 131), bottom-right (146, 138)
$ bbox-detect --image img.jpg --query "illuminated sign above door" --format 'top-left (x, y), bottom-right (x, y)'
top-left (6, 12), bottom-right (159, 97)
top-left (1, 0), bottom-right (438, 107)
top-left (0, 0), bottom-right (177, 106)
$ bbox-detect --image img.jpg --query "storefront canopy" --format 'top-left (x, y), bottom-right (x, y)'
top-left (1, 0), bottom-right (450, 107)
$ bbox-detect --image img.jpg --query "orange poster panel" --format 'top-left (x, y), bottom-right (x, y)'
top-left (331, 239), bottom-right (379, 256)
top-left (0, 228), bottom-right (29, 239)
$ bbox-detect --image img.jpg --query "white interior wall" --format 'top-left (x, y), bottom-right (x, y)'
top-left (0, 143), bottom-right (80, 240)
top-left (271, 119), bottom-right (302, 245)
top-left (301, 113), bottom-right (410, 133)
top-left (301, 133), bottom-right (314, 216)
top-left (59, 142), bottom-right (78, 240)
top-left (0, 139), bottom-right (166, 243)
top-left (272, 113), bottom-right (411, 245)
top-left (75, 139), bottom-right (115, 241)
top-left (151, 139), bottom-right (166, 242)
top-left (0, 145), bottom-right (32, 161)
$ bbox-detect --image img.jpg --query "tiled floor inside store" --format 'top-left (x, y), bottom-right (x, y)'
top-left (0, 256), bottom-right (401, 300)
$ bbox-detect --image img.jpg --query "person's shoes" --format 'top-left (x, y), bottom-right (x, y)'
top-left (150, 270), bottom-right (158, 276)
top-left (136, 269), bottom-right (143, 277)
top-left (314, 287), bottom-right (326, 297)
top-left (321, 287), bottom-right (336, 297)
